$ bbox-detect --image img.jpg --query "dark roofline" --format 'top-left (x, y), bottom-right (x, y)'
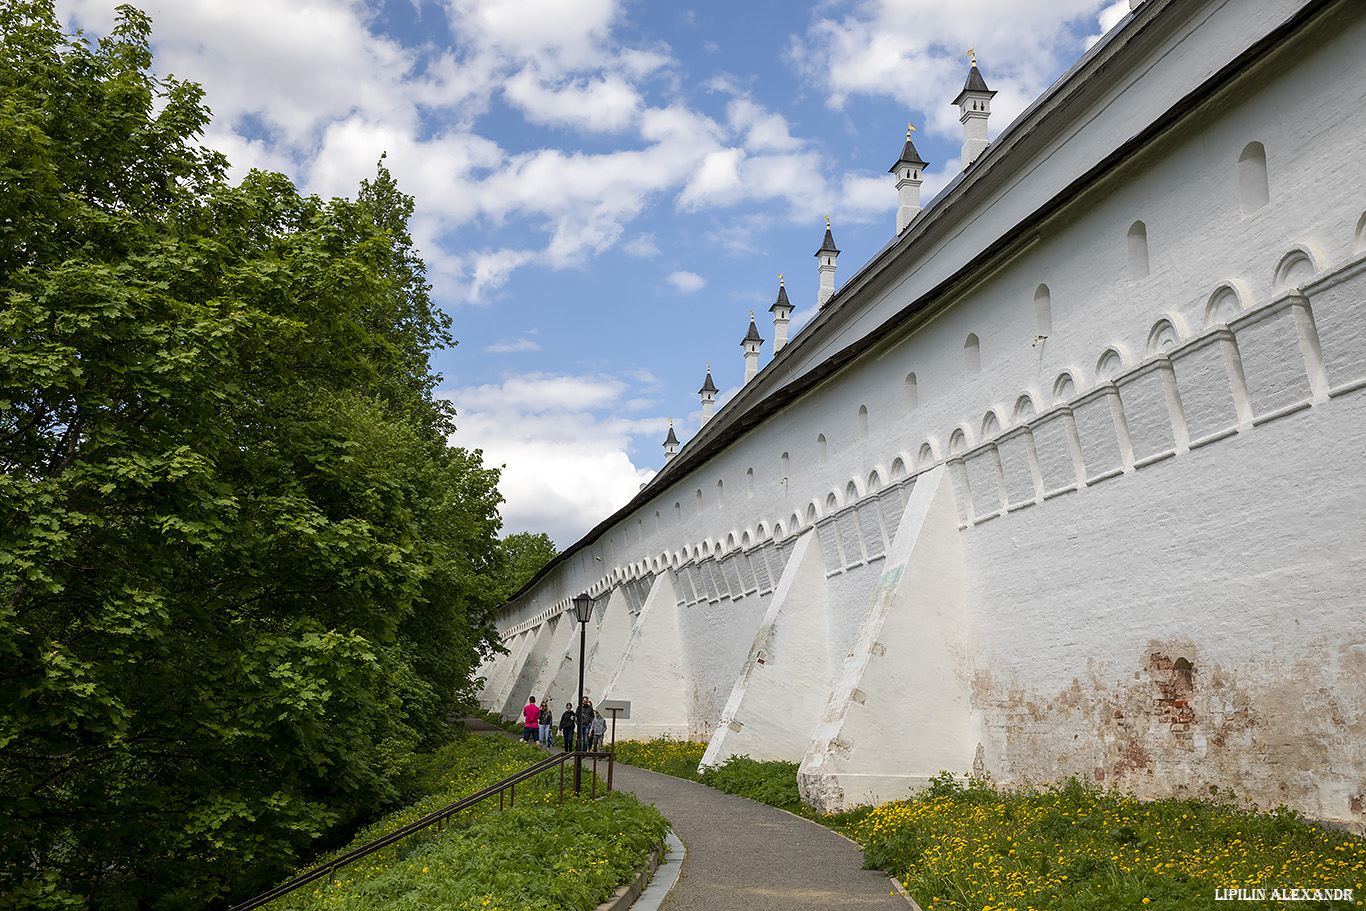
top-left (501, 0), bottom-right (1334, 608)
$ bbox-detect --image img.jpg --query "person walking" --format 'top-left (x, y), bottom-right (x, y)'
top-left (559, 702), bottom-right (577, 752)
top-left (578, 696), bottom-right (595, 752)
top-left (538, 698), bottom-right (553, 748)
top-left (588, 710), bottom-right (607, 752)
top-left (522, 696), bottom-right (540, 743)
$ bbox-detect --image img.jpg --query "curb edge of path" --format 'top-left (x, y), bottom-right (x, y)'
top-left (595, 831), bottom-right (684, 911)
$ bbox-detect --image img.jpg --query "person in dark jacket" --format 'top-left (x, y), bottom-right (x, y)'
top-left (559, 703), bottom-right (577, 752)
top-left (578, 697), bottom-right (594, 751)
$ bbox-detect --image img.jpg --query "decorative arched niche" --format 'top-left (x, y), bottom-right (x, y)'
top-left (741, 531), bottom-right (751, 548)
top-left (745, 467), bottom-right (754, 496)
top-left (780, 451), bottom-right (790, 481)
top-left (1203, 282), bottom-right (1247, 329)
top-left (981, 410), bottom-right (1002, 440)
top-left (816, 433), bottom-right (828, 466)
top-left (1238, 142), bottom-right (1269, 215)
top-left (1096, 347), bottom-right (1126, 383)
top-left (891, 456), bottom-right (908, 480)
top-left (867, 470), bottom-right (883, 492)
top-left (1053, 370), bottom-right (1078, 404)
top-left (825, 491), bottom-right (840, 513)
top-left (904, 372), bottom-right (919, 410)
top-left (756, 523), bottom-right (767, 541)
top-left (844, 481), bottom-right (859, 503)
top-left (948, 428), bottom-right (970, 457)
top-left (917, 442), bottom-right (937, 471)
top-left (716, 479), bottom-right (725, 509)
top-left (773, 521), bottom-right (785, 540)
top-left (1013, 393), bottom-right (1037, 423)
top-left (1273, 245), bottom-right (1322, 292)
top-left (858, 405), bottom-right (869, 441)
top-left (726, 533), bottom-right (736, 551)
top-left (805, 502), bottom-right (819, 525)
top-left (788, 512), bottom-right (801, 533)
top-left (1146, 316), bottom-right (1183, 357)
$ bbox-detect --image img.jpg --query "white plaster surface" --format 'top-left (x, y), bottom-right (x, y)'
top-left (479, 0), bottom-right (1366, 830)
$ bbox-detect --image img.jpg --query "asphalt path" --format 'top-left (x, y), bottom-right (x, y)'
top-left (609, 762), bottom-right (911, 911)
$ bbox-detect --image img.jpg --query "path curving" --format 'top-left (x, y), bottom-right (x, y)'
top-left (610, 762), bottom-right (911, 911)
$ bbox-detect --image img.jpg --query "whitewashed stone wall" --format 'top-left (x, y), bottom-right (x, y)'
top-left (479, 0), bottom-right (1366, 832)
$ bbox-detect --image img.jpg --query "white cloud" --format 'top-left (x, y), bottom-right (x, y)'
top-left (484, 337), bottom-right (542, 353)
top-left (1086, 0), bottom-right (1132, 48)
top-left (444, 372), bottom-right (661, 546)
top-left (789, 0), bottom-right (1112, 134)
top-left (667, 271), bottom-right (707, 293)
top-left (503, 67), bottom-right (643, 133)
top-left (622, 234), bottom-right (661, 258)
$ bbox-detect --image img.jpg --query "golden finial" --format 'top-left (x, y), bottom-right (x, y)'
top-left (907, 123), bottom-right (916, 139)
top-left (669, 418), bottom-right (673, 427)
top-left (826, 213), bottom-right (831, 228)
top-left (778, 272), bottom-right (784, 286)
top-left (966, 47), bottom-right (977, 66)
top-left (706, 362), bottom-right (710, 370)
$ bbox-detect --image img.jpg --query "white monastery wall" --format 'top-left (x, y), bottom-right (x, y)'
top-left (479, 0), bottom-right (1366, 831)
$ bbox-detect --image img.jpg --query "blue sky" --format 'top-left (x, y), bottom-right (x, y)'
top-left (59, 0), bottom-right (1130, 547)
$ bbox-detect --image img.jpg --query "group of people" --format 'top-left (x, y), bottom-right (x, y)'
top-left (521, 695), bottom-right (608, 752)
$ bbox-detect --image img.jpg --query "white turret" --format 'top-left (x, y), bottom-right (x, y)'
top-left (815, 217), bottom-right (840, 307)
top-left (889, 126), bottom-right (928, 234)
top-left (663, 420), bottom-right (679, 460)
top-left (742, 313), bottom-right (764, 383)
top-left (954, 51), bottom-right (995, 169)
top-left (770, 276), bottom-right (793, 353)
top-left (698, 365), bottom-right (718, 426)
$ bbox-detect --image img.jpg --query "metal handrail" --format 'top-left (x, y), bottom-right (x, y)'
top-left (227, 749), bottom-right (614, 911)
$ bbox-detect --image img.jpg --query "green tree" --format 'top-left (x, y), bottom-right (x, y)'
top-left (0, 4), bottom-right (504, 907)
top-left (495, 531), bottom-right (559, 603)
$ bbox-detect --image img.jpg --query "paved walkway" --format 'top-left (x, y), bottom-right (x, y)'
top-left (459, 719), bottom-right (909, 910)
top-left (610, 762), bottom-right (909, 911)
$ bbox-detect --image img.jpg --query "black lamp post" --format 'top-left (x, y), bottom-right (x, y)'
top-left (571, 591), bottom-right (593, 795)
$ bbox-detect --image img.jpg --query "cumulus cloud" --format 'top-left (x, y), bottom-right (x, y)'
top-left (788, 0), bottom-right (1114, 133)
top-left (667, 271), bottom-right (707, 293)
top-left (444, 372), bottom-right (660, 546)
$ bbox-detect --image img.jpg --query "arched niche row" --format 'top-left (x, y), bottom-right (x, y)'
top-left (1238, 141), bottom-right (1269, 215)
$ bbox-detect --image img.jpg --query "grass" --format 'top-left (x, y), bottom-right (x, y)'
top-left (272, 734), bottom-right (668, 911)
top-left (614, 738), bottom-right (1366, 911)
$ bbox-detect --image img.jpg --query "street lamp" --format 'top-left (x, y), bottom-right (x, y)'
top-left (571, 591), bottom-right (593, 794)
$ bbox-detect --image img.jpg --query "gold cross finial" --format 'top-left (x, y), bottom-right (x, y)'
top-left (826, 213), bottom-right (831, 227)
top-left (966, 47), bottom-right (977, 66)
